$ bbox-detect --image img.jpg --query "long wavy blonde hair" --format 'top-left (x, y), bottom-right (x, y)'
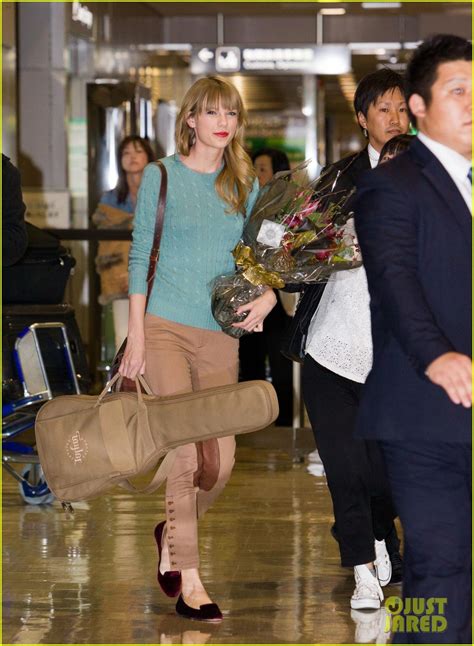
top-left (175, 76), bottom-right (255, 215)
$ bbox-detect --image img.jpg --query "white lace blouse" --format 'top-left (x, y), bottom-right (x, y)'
top-left (305, 264), bottom-right (373, 383)
top-left (305, 145), bottom-right (379, 384)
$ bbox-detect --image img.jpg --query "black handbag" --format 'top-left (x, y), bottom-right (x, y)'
top-left (110, 160), bottom-right (167, 392)
top-left (280, 283), bottom-right (326, 363)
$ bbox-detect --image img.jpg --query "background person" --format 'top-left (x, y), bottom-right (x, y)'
top-left (354, 34), bottom-right (472, 643)
top-left (120, 76), bottom-right (276, 622)
top-left (378, 133), bottom-right (414, 163)
top-left (238, 147), bottom-right (294, 426)
top-left (93, 135), bottom-right (155, 350)
top-left (298, 68), bottom-right (409, 610)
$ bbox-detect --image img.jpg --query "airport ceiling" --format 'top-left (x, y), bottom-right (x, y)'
top-left (139, 2), bottom-right (470, 114)
top-left (122, 2), bottom-right (471, 138)
top-left (147, 2), bottom-right (471, 17)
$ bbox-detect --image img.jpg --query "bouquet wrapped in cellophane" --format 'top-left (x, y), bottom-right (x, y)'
top-left (211, 161), bottom-right (362, 338)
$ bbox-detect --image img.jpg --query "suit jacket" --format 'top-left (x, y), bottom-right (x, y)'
top-left (281, 148), bottom-right (371, 359)
top-left (317, 147), bottom-right (371, 197)
top-left (353, 138), bottom-right (471, 443)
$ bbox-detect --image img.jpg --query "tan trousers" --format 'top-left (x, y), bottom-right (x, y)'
top-left (144, 314), bottom-right (239, 569)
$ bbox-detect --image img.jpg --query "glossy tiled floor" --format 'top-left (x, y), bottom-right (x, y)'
top-left (2, 428), bottom-right (398, 644)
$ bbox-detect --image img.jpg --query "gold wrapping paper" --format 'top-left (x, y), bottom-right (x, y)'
top-left (232, 242), bottom-right (285, 289)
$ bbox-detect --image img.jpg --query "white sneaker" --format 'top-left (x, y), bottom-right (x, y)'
top-left (306, 449), bottom-right (325, 476)
top-left (306, 463), bottom-right (325, 477)
top-left (374, 539), bottom-right (392, 587)
top-left (307, 448), bottom-right (323, 464)
top-left (351, 565), bottom-right (384, 610)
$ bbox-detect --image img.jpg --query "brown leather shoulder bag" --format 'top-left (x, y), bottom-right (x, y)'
top-left (110, 159), bottom-right (167, 391)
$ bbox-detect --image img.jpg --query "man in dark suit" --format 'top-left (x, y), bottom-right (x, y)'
top-left (354, 34), bottom-right (472, 643)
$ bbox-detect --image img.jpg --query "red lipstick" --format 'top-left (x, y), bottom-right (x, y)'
top-left (214, 131), bottom-right (229, 137)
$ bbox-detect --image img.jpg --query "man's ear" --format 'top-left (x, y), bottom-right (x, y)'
top-left (408, 94), bottom-right (426, 120)
top-left (357, 111), bottom-right (368, 131)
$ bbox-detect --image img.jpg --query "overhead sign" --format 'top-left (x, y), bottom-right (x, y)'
top-left (198, 47), bottom-right (214, 63)
top-left (72, 2), bottom-right (93, 30)
top-left (216, 47), bottom-right (241, 72)
top-left (68, 1), bottom-right (96, 40)
top-left (192, 45), bottom-right (350, 75)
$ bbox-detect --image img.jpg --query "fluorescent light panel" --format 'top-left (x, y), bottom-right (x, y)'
top-left (319, 8), bottom-right (346, 15)
top-left (361, 2), bottom-right (402, 8)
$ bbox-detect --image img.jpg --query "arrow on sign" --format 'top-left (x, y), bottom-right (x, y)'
top-left (198, 48), bottom-right (214, 63)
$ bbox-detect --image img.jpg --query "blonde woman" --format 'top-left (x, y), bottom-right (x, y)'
top-left (119, 76), bottom-right (276, 621)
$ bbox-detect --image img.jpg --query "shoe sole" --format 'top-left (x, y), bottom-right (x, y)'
top-left (175, 611), bottom-right (223, 623)
top-left (350, 598), bottom-right (381, 610)
top-left (375, 565), bottom-right (391, 587)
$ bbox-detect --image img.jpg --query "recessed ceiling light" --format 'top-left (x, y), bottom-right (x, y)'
top-left (319, 8), bottom-right (346, 15)
top-left (362, 2), bottom-right (402, 8)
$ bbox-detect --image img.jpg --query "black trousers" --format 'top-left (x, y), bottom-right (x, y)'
top-left (239, 296), bottom-right (293, 426)
top-left (381, 440), bottom-right (471, 644)
top-left (302, 356), bottom-right (398, 567)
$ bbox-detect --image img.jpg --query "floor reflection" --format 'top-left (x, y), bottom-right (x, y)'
top-left (155, 614), bottom-right (219, 644)
top-left (3, 428), bottom-right (401, 644)
top-left (350, 608), bottom-right (391, 644)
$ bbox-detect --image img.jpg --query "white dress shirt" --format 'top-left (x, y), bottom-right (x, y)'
top-left (417, 131), bottom-right (472, 213)
top-left (305, 146), bottom-right (379, 383)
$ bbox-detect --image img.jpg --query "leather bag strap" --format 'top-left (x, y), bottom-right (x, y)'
top-left (115, 374), bottom-right (153, 395)
top-left (145, 160), bottom-right (168, 307)
top-left (118, 449), bottom-right (178, 494)
top-left (95, 373), bottom-right (153, 406)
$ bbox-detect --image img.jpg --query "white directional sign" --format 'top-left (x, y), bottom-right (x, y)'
top-left (216, 47), bottom-right (241, 72)
top-left (191, 45), bottom-right (350, 75)
top-left (198, 47), bottom-right (214, 63)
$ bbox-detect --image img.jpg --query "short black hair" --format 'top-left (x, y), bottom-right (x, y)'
top-left (405, 33), bottom-right (472, 123)
top-left (353, 68), bottom-right (406, 119)
top-left (379, 133), bottom-right (414, 162)
top-left (251, 148), bottom-right (290, 174)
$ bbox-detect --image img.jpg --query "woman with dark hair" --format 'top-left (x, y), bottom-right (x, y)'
top-left (379, 133), bottom-right (414, 164)
top-left (113, 135), bottom-right (156, 206)
top-left (293, 68), bottom-right (410, 611)
top-left (237, 147), bottom-right (294, 426)
top-left (252, 147), bottom-right (292, 187)
top-left (93, 136), bottom-right (155, 349)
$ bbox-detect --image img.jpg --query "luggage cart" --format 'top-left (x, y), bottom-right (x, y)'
top-left (2, 322), bottom-right (81, 504)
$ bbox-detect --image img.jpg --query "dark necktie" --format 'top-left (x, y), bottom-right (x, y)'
top-left (468, 168), bottom-right (472, 184)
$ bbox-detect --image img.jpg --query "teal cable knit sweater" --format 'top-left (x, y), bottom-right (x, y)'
top-left (129, 154), bottom-right (259, 331)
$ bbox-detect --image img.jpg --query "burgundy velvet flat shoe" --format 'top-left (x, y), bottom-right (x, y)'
top-left (175, 594), bottom-right (223, 622)
top-left (154, 521), bottom-right (182, 597)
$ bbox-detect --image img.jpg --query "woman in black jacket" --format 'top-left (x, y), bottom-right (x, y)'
top-left (289, 69), bottom-right (410, 610)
